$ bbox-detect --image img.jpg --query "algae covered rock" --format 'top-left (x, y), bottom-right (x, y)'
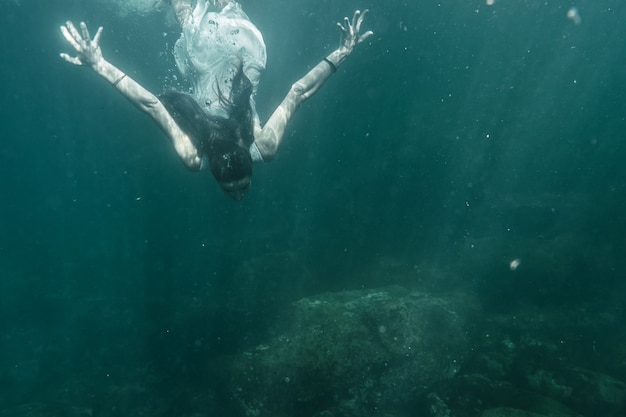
top-left (524, 366), bottom-right (626, 416)
top-left (480, 407), bottom-right (548, 417)
top-left (230, 286), bottom-right (478, 417)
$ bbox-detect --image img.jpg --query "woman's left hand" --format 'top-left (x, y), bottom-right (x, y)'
top-left (337, 10), bottom-right (373, 54)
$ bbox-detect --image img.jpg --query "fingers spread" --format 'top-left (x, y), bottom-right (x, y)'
top-left (352, 10), bottom-right (360, 28)
top-left (59, 53), bottom-right (82, 66)
top-left (356, 9), bottom-right (367, 33)
top-left (80, 21), bottom-right (91, 42)
top-left (337, 9), bottom-right (373, 46)
top-left (92, 26), bottom-right (104, 47)
top-left (360, 9), bottom-right (370, 23)
top-left (355, 16), bottom-right (362, 33)
top-left (344, 16), bottom-right (353, 36)
top-left (357, 9), bottom-right (370, 34)
top-left (61, 25), bottom-right (81, 51)
top-left (358, 30), bottom-right (374, 44)
top-left (66, 20), bottom-right (82, 43)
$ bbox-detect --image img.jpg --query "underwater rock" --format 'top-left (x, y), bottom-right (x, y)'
top-left (229, 286), bottom-right (479, 417)
top-left (527, 367), bottom-right (626, 416)
top-left (443, 372), bottom-right (582, 417)
top-left (567, 367), bottom-right (626, 412)
top-left (480, 407), bottom-right (548, 417)
top-left (438, 303), bottom-right (626, 417)
top-left (0, 403), bottom-right (93, 417)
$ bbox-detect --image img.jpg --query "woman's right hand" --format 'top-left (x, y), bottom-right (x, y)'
top-left (60, 21), bottom-right (104, 68)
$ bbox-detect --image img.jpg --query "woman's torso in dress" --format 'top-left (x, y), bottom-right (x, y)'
top-left (174, 1), bottom-right (266, 124)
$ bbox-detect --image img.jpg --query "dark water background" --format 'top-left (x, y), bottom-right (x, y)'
top-left (1, 0), bottom-right (626, 415)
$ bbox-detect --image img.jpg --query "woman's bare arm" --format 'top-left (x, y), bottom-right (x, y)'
top-left (60, 21), bottom-right (202, 170)
top-left (255, 10), bottom-right (373, 161)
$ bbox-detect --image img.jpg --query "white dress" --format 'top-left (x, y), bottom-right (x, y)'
top-left (174, 1), bottom-right (266, 123)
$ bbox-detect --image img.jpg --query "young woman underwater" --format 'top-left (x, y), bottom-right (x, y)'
top-left (60, 0), bottom-right (373, 199)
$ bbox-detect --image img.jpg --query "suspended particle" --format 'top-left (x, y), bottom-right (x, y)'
top-left (567, 7), bottom-right (582, 25)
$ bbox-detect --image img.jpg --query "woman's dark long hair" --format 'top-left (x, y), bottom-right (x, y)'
top-left (159, 65), bottom-right (255, 184)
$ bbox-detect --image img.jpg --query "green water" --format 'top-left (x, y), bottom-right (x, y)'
top-left (1, 0), bottom-right (625, 416)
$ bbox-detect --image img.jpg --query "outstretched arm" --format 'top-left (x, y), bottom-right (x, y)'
top-left (60, 21), bottom-right (202, 170)
top-left (255, 10), bottom-right (373, 161)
